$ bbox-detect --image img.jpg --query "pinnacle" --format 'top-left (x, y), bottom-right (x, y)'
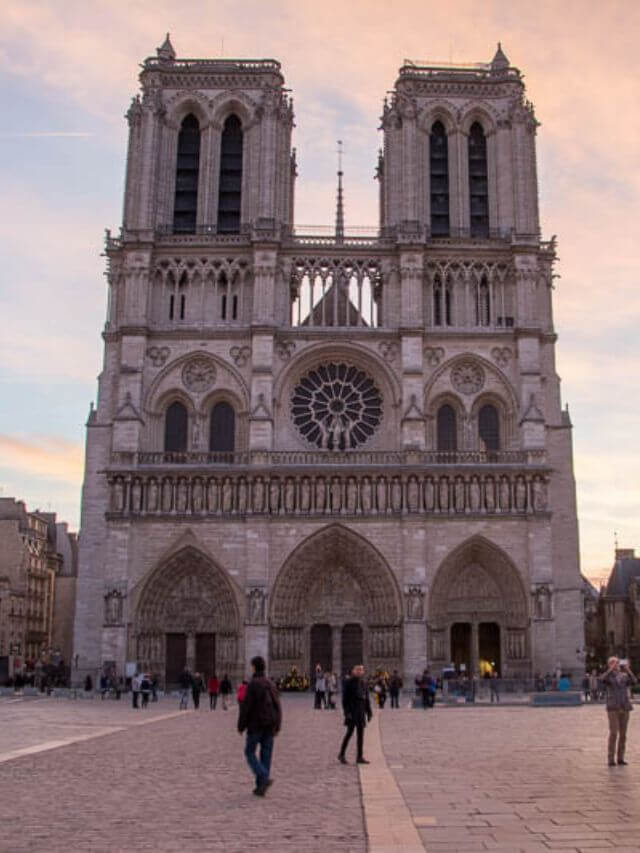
top-left (157, 32), bottom-right (176, 62)
top-left (491, 42), bottom-right (509, 71)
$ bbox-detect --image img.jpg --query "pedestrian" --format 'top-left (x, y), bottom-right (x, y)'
top-left (314, 665), bottom-right (326, 709)
top-left (237, 655), bottom-right (282, 797)
top-left (140, 673), bottom-right (151, 708)
top-left (600, 656), bottom-right (637, 766)
top-left (374, 677), bottom-right (387, 709)
top-left (208, 673), bottom-right (220, 710)
top-left (191, 671), bottom-right (204, 709)
top-left (489, 671), bottom-right (500, 704)
top-left (131, 672), bottom-right (140, 709)
top-left (179, 666), bottom-right (192, 710)
top-left (100, 674), bottom-right (108, 700)
top-left (151, 673), bottom-right (158, 702)
top-left (220, 673), bottom-right (232, 710)
top-left (389, 670), bottom-right (402, 708)
top-left (237, 678), bottom-right (249, 704)
top-left (338, 664), bottom-right (372, 765)
top-left (327, 672), bottom-right (338, 709)
top-left (582, 673), bottom-right (591, 702)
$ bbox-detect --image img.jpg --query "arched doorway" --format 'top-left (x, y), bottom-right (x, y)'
top-left (134, 546), bottom-right (240, 687)
top-left (270, 525), bottom-right (402, 679)
top-left (428, 538), bottom-right (529, 677)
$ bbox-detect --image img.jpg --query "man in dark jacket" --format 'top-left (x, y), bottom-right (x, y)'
top-left (338, 664), bottom-right (372, 765)
top-left (238, 655), bottom-right (282, 796)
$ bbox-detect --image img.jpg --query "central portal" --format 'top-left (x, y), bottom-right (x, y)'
top-left (270, 525), bottom-right (403, 680)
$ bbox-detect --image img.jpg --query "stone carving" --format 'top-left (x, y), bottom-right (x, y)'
top-left (448, 564), bottom-right (502, 612)
top-left (430, 630), bottom-right (445, 660)
top-left (182, 357), bottom-right (216, 392)
top-left (147, 346), bottom-right (170, 366)
top-left (104, 583), bottom-right (126, 626)
top-left (507, 629), bottom-right (527, 660)
top-left (451, 360), bottom-right (485, 395)
top-left (405, 585), bottom-right (425, 621)
top-left (378, 340), bottom-right (398, 363)
top-left (424, 346), bottom-right (445, 367)
top-left (229, 345), bottom-right (251, 367)
top-left (110, 471), bottom-right (549, 519)
top-left (275, 340), bottom-right (296, 361)
top-left (291, 362), bottom-right (383, 450)
top-left (271, 628), bottom-right (302, 660)
top-left (533, 584), bottom-right (552, 619)
top-left (246, 588), bottom-right (267, 625)
top-left (491, 346), bottom-right (512, 368)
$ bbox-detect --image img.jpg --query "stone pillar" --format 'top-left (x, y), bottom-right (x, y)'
top-left (332, 625), bottom-right (342, 676)
top-left (186, 632), bottom-right (196, 671)
top-left (471, 622), bottom-right (479, 675)
top-left (403, 621), bottom-right (426, 681)
top-left (244, 625), bottom-right (269, 675)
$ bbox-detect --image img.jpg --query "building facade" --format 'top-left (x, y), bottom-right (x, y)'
top-left (0, 498), bottom-right (77, 683)
top-left (590, 549), bottom-right (640, 672)
top-left (73, 37), bottom-right (583, 686)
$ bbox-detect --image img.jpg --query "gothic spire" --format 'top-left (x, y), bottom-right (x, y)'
top-left (335, 140), bottom-right (345, 244)
top-left (491, 42), bottom-right (509, 71)
top-left (157, 33), bottom-right (176, 62)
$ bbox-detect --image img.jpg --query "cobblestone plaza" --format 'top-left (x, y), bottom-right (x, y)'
top-left (1, 696), bottom-right (638, 852)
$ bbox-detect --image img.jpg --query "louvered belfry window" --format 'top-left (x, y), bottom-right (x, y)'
top-left (217, 115), bottom-right (243, 234)
top-left (164, 402), bottom-right (188, 452)
top-left (430, 121), bottom-right (449, 236)
top-left (468, 122), bottom-right (489, 237)
top-left (437, 404), bottom-right (457, 452)
top-left (173, 114), bottom-right (200, 234)
top-left (209, 402), bottom-right (235, 452)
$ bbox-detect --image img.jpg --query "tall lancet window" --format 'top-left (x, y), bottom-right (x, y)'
top-left (217, 115), bottom-right (243, 234)
top-left (437, 404), bottom-right (457, 452)
top-left (430, 121), bottom-right (449, 236)
top-left (468, 122), bottom-right (489, 237)
top-left (173, 114), bottom-right (201, 234)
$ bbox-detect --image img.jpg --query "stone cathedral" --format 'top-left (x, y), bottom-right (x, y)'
top-left (73, 37), bottom-right (584, 687)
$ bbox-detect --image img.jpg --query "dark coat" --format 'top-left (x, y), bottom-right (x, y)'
top-left (342, 675), bottom-right (372, 725)
top-left (237, 674), bottom-right (282, 735)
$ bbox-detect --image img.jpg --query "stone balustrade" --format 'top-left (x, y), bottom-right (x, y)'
top-left (107, 468), bottom-right (550, 518)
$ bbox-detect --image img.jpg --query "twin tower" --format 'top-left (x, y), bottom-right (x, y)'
top-left (74, 37), bottom-right (583, 687)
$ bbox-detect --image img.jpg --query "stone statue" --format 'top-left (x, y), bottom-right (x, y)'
top-left (252, 477), bottom-right (264, 513)
top-left (104, 591), bottom-right (123, 625)
top-left (391, 477), bottom-right (402, 512)
top-left (469, 476), bottom-right (480, 512)
top-left (376, 476), bottom-right (387, 513)
top-left (535, 584), bottom-right (552, 619)
top-left (269, 478), bottom-right (280, 513)
top-left (361, 477), bottom-right (372, 513)
top-left (515, 476), bottom-right (527, 511)
top-left (331, 477), bottom-right (342, 512)
top-left (247, 588), bottom-right (266, 624)
top-left (407, 476), bottom-right (419, 512)
top-left (207, 478), bottom-right (219, 513)
top-left (147, 478), bottom-right (158, 512)
top-left (222, 477), bottom-right (233, 513)
top-left (406, 585), bottom-right (424, 620)
top-left (192, 478), bottom-right (204, 512)
top-left (131, 479), bottom-right (142, 512)
top-left (532, 477), bottom-right (547, 511)
top-left (423, 476), bottom-right (434, 511)
top-left (454, 477), bottom-right (465, 512)
top-left (499, 477), bottom-right (511, 511)
top-left (346, 477), bottom-right (357, 513)
top-left (176, 477), bottom-right (189, 512)
top-left (315, 477), bottom-right (326, 513)
top-left (439, 477), bottom-right (449, 512)
top-left (300, 477), bottom-right (311, 513)
top-left (113, 478), bottom-right (125, 512)
top-left (484, 477), bottom-right (495, 512)
top-left (237, 478), bottom-right (248, 514)
top-left (284, 478), bottom-right (295, 513)
top-left (162, 478), bottom-right (173, 512)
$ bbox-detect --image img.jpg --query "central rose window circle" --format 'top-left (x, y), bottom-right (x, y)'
top-left (291, 362), bottom-right (383, 450)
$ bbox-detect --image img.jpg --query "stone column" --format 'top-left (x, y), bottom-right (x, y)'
top-left (332, 625), bottom-right (342, 676)
top-left (404, 621), bottom-right (426, 681)
top-left (471, 622), bottom-right (479, 675)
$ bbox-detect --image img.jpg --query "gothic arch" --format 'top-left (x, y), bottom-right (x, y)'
top-left (210, 92), bottom-right (256, 128)
top-left (136, 545), bottom-right (241, 634)
top-left (424, 353), bottom-right (519, 417)
top-left (429, 536), bottom-right (528, 629)
top-left (270, 524), bottom-right (402, 628)
top-left (418, 100), bottom-right (458, 134)
top-left (459, 102), bottom-right (499, 135)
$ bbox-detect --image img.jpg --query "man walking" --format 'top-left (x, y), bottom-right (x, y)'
top-left (179, 666), bottom-right (192, 710)
top-left (238, 655), bottom-right (282, 796)
top-left (338, 664), bottom-right (372, 765)
top-left (131, 672), bottom-right (140, 709)
top-left (600, 656), bottom-right (637, 766)
top-left (389, 670), bottom-right (402, 708)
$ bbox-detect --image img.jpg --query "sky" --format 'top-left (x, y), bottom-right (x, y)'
top-left (0, 0), bottom-right (638, 584)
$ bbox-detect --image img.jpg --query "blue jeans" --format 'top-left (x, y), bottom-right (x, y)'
top-left (244, 731), bottom-right (274, 786)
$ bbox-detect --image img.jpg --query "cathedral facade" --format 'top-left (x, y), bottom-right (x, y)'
top-left (73, 37), bottom-right (583, 686)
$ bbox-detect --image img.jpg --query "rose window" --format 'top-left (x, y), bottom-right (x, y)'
top-left (291, 363), bottom-right (383, 450)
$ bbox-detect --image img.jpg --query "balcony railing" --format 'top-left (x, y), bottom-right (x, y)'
top-left (112, 449), bottom-right (546, 468)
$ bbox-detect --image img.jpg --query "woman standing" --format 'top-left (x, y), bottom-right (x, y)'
top-left (220, 673), bottom-right (232, 710)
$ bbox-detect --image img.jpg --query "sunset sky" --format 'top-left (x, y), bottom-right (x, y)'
top-left (0, 0), bottom-right (638, 584)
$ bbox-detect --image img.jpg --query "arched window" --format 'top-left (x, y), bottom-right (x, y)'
top-left (479, 404), bottom-right (500, 451)
top-left (434, 274), bottom-right (453, 326)
top-left (468, 122), bottom-right (489, 237)
top-left (437, 404), bottom-right (457, 452)
top-left (217, 115), bottom-right (243, 234)
top-left (209, 402), bottom-right (235, 452)
top-left (430, 121), bottom-right (449, 236)
top-left (173, 114), bottom-right (200, 234)
top-left (164, 402), bottom-right (188, 452)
